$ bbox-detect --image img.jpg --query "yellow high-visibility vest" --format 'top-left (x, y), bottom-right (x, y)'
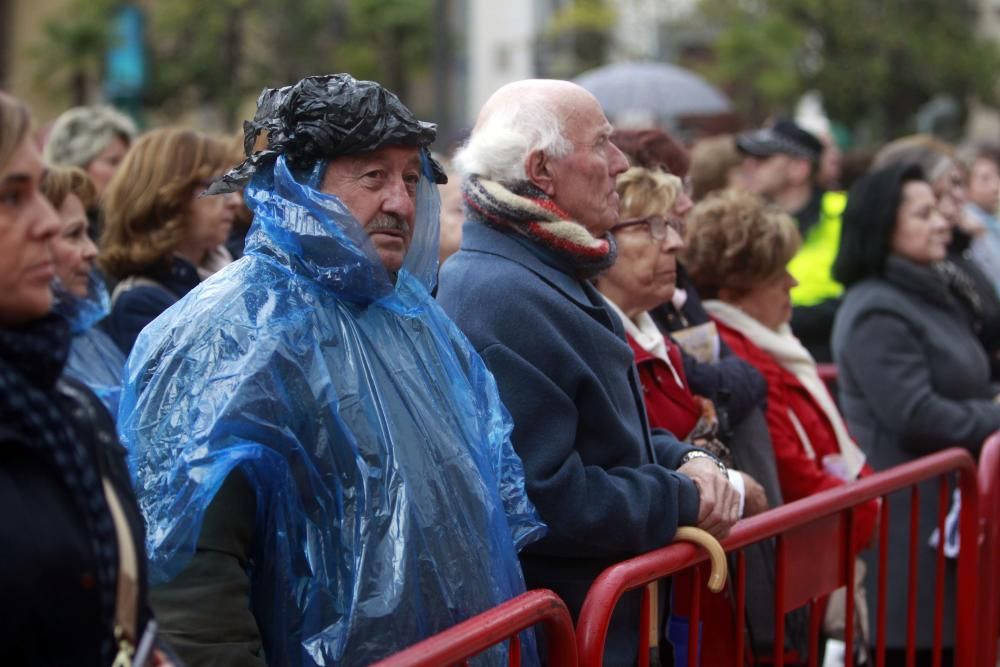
top-left (789, 191), bottom-right (847, 307)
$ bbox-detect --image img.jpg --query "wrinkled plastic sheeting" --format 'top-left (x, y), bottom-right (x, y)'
top-left (54, 272), bottom-right (126, 415)
top-left (208, 73), bottom-right (446, 196)
top-left (119, 155), bottom-right (545, 666)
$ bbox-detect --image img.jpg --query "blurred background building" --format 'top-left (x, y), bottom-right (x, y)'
top-left (4, 0), bottom-right (1000, 150)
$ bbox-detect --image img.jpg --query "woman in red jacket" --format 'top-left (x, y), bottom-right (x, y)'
top-left (684, 189), bottom-right (878, 660)
top-left (683, 189), bottom-right (877, 548)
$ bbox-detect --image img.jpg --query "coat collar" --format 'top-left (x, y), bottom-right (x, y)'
top-left (459, 220), bottom-right (619, 332)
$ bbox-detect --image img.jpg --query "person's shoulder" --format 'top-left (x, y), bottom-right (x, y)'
top-left (840, 277), bottom-right (914, 320)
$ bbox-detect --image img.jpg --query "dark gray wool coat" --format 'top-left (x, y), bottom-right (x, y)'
top-left (438, 220), bottom-right (701, 664)
top-left (832, 254), bottom-right (1000, 650)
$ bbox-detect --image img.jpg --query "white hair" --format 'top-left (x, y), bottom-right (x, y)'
top-left (454, 97), bottom-right (573, 182)
top-left (43, 105), bottom-right (137, 168)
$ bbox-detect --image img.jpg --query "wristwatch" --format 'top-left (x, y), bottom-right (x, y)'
top-left (679, 449), bottom-right (728, 477)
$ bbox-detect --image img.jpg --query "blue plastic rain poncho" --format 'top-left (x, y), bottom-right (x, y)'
top-left (54, 273), bottom-right (126, 415)
top-left (118, 148), bottom-right (546, 665)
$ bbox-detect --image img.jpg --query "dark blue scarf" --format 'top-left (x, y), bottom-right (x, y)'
top-left (0, 313), bottom-right (119, 663)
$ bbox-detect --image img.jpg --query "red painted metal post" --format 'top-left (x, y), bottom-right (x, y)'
top-left (638, 584), bottom-right (650, 667)
top-left (735, 552), bottom-right (746, 667)
top-left (575, 450), bottom-right (978, 667)
top-left (373, 589), bottom-right (577, 667)
top-left (687, 564), bottom-right (701, 667)
top-left (774, 535), bottom-right (786, 667)
top-left (875, 495), bottom-right (890, 667)
top-left (977, 432), bottom-right (1000, 667)
top-left (808, 599), bottom-right (821, 667)
top-left (906, 486), bottom-right (919, 667)
top-left (932, 478), bottom-right (947, 667)
top-left (954, 452), bottom-right (981, 667)
top-left (844, 509), bottom-right (856, 667)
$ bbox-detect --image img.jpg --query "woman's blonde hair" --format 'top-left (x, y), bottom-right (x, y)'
top-left (0, 91), bottom-right (31, 176)
top-left (41, 165), bottom-right (97, 211)
top-left (683, 188), bottom-right (801, 299)
top-left (99, 128), bottom-right (233, 279)
top-left (616, 166), bottom-right (682, 220)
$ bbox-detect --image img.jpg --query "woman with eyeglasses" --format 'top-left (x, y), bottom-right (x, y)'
top-left (597, 166), bottom-right (772, 665)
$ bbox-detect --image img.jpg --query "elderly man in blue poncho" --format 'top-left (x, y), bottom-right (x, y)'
top-left (118, 74), bottom-right (545, 667)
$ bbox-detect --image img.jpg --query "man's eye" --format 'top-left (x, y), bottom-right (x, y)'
top-left (364, 170), bottom-right (385, 180)
top-left (0, 189), bottom-right (22, 207)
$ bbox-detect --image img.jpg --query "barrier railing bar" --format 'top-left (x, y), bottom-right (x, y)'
top-left (808, 599), bottom-right (821, 667)
top-left (688, 564), bottom-right (701, 667)
top-left (508, 633), bottom-right (520, 667)
top-left (576, 449), bottom-right (978, 666)
top-left (735, 551), bottom-right (746, 667)
top-left (774, 534), bottom-right (786, 667)
top-left (933, 477), bottom-right (947, 667)
top-left (977, 432), bottom-right (1000, 667)
top-left (875, 494), bottom-right (890, 667)
top-left (638, 584), bottom-right (650, 667)
top-left (906, 485), bottom-right (919, 667)
top-left (953, 453), bottom-right (980, 667)
top-left (845, 508), bottom-right (856, 667)
top-left (372, 589), bottom-right (577, 667)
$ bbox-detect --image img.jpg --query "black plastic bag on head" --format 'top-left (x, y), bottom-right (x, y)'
top-left (208, 73), bottom-right (447, 195)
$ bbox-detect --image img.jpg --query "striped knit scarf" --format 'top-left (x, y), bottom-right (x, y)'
top-left (463, 175), bottom-right (618, 279)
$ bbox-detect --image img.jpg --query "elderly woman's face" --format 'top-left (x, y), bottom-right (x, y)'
top-left (86, 135), bottom-right (128, 197)
top-left (599, 214), bottom-right (684, 316)
top-left (891, 180), bottom-right (949, 265)
top-left (728, 269), bottom-right (798, 332)
top-left (0, 138), bottom-right (61, 325)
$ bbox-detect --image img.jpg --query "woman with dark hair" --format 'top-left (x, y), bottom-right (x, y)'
top-left (832, 163), bottom-right (1000, 666)
top-left (0, 92), bottom-right (172, 665)
top-left (871, 136), bottom-right (1000, 379)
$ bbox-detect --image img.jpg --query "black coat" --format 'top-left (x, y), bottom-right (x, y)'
top-left (649, 264), bottom-right (767, 431)
top-left (0, 375), bottom-right (152, 664)
top-left (107, 256), bottom-right (202, 354)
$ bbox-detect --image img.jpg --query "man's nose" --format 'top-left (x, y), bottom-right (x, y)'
top-left (608, 143), bottom-right (629, 177)
top-left (382, 178), bottom-right (416, 219)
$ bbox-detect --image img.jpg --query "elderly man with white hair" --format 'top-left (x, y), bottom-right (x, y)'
top-left (437, 79), bottom-right (740, 662)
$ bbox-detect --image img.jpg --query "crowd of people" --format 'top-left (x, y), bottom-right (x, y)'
top-left (1, 68), bottom-right (997, 667)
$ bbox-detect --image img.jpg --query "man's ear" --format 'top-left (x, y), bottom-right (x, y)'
top-left (525, 149), bottom-right (557, 196)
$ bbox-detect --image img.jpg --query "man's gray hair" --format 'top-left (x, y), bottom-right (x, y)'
top-left (454, 98), bottom-right (573, 182)
top-left (43, 105), bottom-right (137, 169)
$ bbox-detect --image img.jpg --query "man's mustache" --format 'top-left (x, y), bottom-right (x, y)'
top-left (367, 214), bottom-right (410, 235)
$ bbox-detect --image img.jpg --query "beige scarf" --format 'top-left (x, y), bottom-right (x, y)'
top-left (704, 300), bottom-right (866, 479)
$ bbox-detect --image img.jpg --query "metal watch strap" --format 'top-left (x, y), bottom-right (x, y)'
top-left (680, 449), bottom-right (728, 477)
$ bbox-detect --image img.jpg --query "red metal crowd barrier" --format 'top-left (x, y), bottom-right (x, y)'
top-left (815, 363), bottom-right (838, 387)
top-left (371, 589), bottom-right (578, 667)
top-left (576, 448), bottom-right (980, 667)
top-left (978, 432), bottom-right (1000, 667)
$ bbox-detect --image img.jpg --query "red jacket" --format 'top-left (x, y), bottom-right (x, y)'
top-left (715, 320), bottom-right (877, 549)
top-left (627, 334), bottom-right (701, 440)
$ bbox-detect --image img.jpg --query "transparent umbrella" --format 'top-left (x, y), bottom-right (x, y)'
top-left (574, 61), bottom-right (730, 121)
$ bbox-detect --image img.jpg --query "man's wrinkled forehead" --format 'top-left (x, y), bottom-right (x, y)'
top-left (328, 145), bottom-right (421, 172)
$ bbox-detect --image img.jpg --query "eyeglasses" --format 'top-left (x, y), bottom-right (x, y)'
top-left (611, 215), bottom-right (685, 240)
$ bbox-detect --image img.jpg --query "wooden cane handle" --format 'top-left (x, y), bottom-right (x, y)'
top-left (674, 526), bottom-right (728, 593)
